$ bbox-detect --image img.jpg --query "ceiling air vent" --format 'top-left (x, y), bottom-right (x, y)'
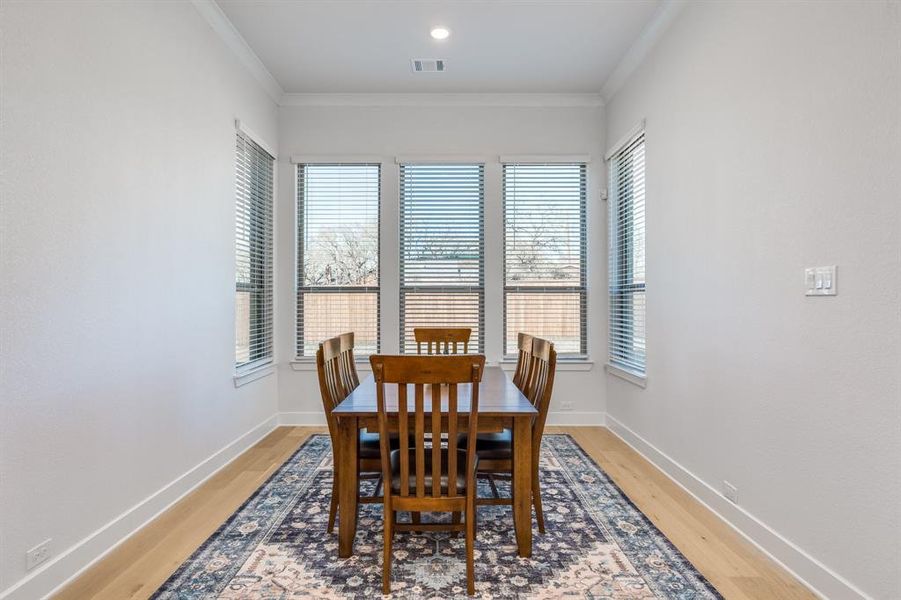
top-left (411, 58), bottom-right (446, 73)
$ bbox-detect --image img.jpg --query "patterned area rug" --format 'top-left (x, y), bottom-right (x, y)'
top-left (153, 434), bottom-right (720, 599)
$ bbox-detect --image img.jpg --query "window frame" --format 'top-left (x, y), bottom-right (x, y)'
top-left (501, 161), bottom-right (589, 359)
top-left (234, 128), bottom-right (275, 376)
top-left (398, 162), bottom-right (486, 354)
top-left (295, 162), bottom-right (382, 359)
top-left (606, 127), bottom-right (647, 381)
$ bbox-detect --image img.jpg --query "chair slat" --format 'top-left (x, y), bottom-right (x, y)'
top-left (431, 384), bottom-right (441, 496)
top-left (399, 384), bottom-right (409, 497)
top-left (512, 332), bottom-right (534, 392)
top-left (447, 384), bottom-right (458, 497)
top-left (415, 383), bottom-right (425, 498)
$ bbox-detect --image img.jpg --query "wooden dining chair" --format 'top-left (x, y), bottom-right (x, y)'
top-left (316, 333), bottom-right (383, 533)
top-left (463, 336), bottom-right (557, 533)
top-left (511, 332), bottom-right (534, 392)
top-left (370, 354), bottom-right (485, 595)
top-left (414, 327), bottom-right (472, 354)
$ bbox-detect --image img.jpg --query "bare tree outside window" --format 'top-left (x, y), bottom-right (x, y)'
top-left (399, 164), bottom-right (485, 353)
top-left (297, 164), bottom-right (380, 357)
top-left (503, 163), bottom-right (587, 356)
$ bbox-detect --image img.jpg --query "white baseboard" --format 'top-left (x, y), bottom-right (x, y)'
top-left (279, 411), bottom-right (604, 427)
top-left (0, 414), bottom-right (281, 600)
top-left (279, 411), bottom-right (327, 426)
top-left (546, 411), bottom-right (606, 426)
top-left (605, 414), bottom-right (872, 600)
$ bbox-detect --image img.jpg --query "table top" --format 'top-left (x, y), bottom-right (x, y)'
top-left (332, 366), bottom-right (537, 418)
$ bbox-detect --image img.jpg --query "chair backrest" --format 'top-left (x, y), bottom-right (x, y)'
top-left (414, 327), bottom-right (471, 355)
top-left (316, 332), bottom-right (359, 439)
top-left (511, 332), bottom-right (534, 392)
top-left (524, 337), bottom-right (557, 447)
top-left (337, 332), bottom-right (360, 391)
top-left (370, 354), bottom-right (485, 502)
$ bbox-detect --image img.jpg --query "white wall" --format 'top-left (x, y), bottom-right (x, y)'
top-left (276, 102), bottom-right (606, 424)
top-left (604, 2), bottom-right (900, 599)
top-left (0, 2), bottom-right (279, 598)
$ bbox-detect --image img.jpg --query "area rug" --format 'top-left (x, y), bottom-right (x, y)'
top-left (152, 434), bottom-right (721, 599)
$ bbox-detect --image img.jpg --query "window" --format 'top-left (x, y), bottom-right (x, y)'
top-left (608, 133), bottom-right (646, 375)
top-left (297, 164), bottom-right (380, 357)
top-left (235, 132), bottom-right (275, 371)
top-left (399, 164), bottom-right (484, 353)
top-left (503, 163), bottom-right (587, 357)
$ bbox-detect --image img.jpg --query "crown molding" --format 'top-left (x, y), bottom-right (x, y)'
top-left (600, 0), bottom-right (687, 102)
top-left (279, 92), bottom-right (604, 108)
top-left (190, 0), bottom-right (284, 103)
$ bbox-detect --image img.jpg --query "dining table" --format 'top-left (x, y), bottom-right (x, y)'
top-left (331, 365), bottom-right (538, 558)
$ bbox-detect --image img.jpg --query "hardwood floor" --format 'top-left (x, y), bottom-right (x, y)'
top-left (54, 426), bottom-right (815, 600)
top-left (553, 427), bottom-right (816, 600)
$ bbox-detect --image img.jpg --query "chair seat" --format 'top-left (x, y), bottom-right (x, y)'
top-left (359, 431), bottom-right (402, 459)
top-left (389, 448), bottom-right (475, 495)
top-left (458, 429), bottom-right (513, 460)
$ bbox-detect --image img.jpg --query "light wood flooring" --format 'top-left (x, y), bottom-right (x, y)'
top-left (55, 426), bottom-right (816, 600)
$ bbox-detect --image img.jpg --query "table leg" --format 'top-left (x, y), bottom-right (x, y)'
top-left (512, 415), bottom-right (532, 557)
top-left (337, 416), bottom-right (359, 558)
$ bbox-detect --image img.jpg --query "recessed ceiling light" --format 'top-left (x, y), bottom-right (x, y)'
top-left (430, 27), bottom-right (450, 40)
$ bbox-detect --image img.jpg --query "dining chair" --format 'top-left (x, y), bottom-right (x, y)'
top-left (316, 332), bottom-right (383, 533)
top-left (511, 332), bottom-right (534, 392)
top-left (370, 353), bottom-right (485, 595)
top-left (462, 336), bottom-right (557, 533)
top-left (414, 327), bottom-right (472, 354)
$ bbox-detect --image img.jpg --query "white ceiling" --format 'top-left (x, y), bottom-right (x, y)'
top-left (216, 0), bottom-right (662, 94)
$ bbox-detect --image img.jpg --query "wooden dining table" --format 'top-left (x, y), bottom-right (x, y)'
top-left (331, 366), bottom-right (538, 559)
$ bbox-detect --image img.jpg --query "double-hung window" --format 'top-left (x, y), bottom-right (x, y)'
top-left (399, 163), bottom-right (485, 353)
top-left (503, 163), bottom-right (588, 357)
top-left (608, 132), bottom-right (646, 376)
top-left (235, 132), bottom-right (275, 371)
top-left (296, 164), bottom-right (380, 357)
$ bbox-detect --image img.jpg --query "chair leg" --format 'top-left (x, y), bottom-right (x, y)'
top-left (466, 495), bottom-right (476, 595)
top-left (383, 508), bottom-right (393, 594)
top-left (327, 475), bottom-right (339, 534)
top-left (412, 511), bottom-right (421, 525)
top-left (532, 459), bottom-right (545, 534)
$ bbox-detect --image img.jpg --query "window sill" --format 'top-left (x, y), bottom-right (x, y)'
top-left (497, 359), bottom-right (594, 372)
top-left (290, 359), bottom-right (372, 372)
top-left (233, 362), bottom-right (275, 387)
top-left (604, 363), bottom-right (647, 388)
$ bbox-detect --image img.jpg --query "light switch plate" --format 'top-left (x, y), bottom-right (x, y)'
top-left (805, 266), bottom-right (837, 296)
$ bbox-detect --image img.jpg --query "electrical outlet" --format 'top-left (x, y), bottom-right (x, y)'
top-left (722, 481), bottom-right (738, 504)
top-left (26, 539), bottom-right (51, 570)
top-left (560, 400), bottom-right (574, 411)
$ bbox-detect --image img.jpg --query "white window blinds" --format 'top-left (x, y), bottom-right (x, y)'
top-left (503, 163), bottom-right (587, 357)
top-left (297, 164), bottom-right (380, 357)
top-left (235, 132), bottom-right (274, 371)
top-left (399, 164), bottom-right (484, 353)
top-left (608, 133), bottom-right (646, 375)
